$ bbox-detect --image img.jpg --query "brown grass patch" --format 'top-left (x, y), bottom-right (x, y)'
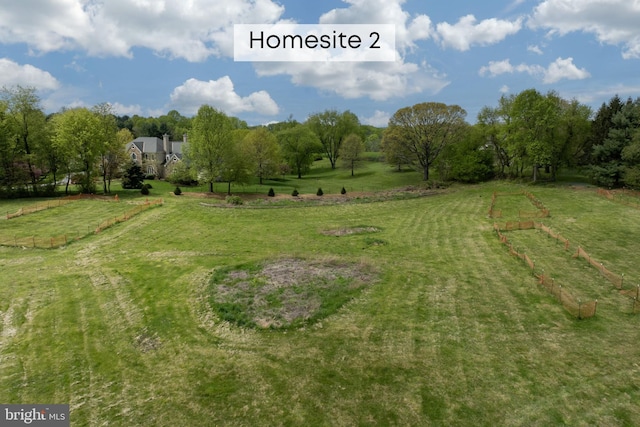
top-left (208, 257), bottom-right (377, 329)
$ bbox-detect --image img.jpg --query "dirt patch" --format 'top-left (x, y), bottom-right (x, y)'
top-left (208, 257), bottom-right (377, 329)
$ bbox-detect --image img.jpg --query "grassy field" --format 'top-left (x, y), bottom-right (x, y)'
top-left (156, 155), bottom-right (424, 197)
top-left (1, 178), bottom-right (640, 426)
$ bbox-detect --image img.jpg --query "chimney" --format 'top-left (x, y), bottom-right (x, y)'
top-left (183, 133), bottom-right (188, 144)
top-left (163, 134), bottom-right (170, 154)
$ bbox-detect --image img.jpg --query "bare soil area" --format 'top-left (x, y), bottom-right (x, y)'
top-left (209, 257), bottom-right (377, 329)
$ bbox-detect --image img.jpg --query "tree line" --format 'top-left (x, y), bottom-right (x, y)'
top-left (382, 89), bottom-right (640, 187)
top-left (2, 84), bottom-right (640, 198)
top-left (0, 86), bottom-right (135, 197)
top-left (175, 106), bottom-right (366, 194)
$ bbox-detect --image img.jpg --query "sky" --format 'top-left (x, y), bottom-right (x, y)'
top-left (0, 0), bottom-right (639, 127)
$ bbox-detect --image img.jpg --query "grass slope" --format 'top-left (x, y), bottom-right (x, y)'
top-left (1, 182), bottom-right (640, 426)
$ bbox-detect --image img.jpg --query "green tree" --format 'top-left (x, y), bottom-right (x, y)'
top-left (93, 103), bottom-right (120, 193)
top-left (339, 133), bottom-right (365, 176)
top-left (107, 128), bottom-right (133, 191)
top-left (242, 127), bottom-right (281, 185)
top-left (438, 124), bottom-right (494, 183)
top-left (187, 105), bottom-right (233, 193)
top-left (386, 102), bottom-right (467, 181)
top-left (51, 108), bottom-right (102, 193)
top-left (556, 98), bottom-right (592, 170)
top-left (37, 119), bottom-right (61, 194)
top-left (267, 115), bottom-right (300, 133)
top-left (121, 161), bottom-right (145, 189)
top-left (590, 98), bottom-right (640, 187)
top-left (587, 95), bottom-right (624, 166)
top-left (158, 109), bottom-right (192, 140)
top-left (621, 127), bottom-right (640, 188)
top-left (477, 100), bottom-right (515, 178)
top-left (0, 101), bottom-right (22, 195)
top-left (509, 89), bottom-right (562, 182)
top-left (381, 126), bottom-right (412, 171)
top-left (167, 161), bottom-right (197, 186)
top-left (277, 125), bottom-right (322, 178)
top-left (306, 110), bottom-right (360, 169)
top-left (2, 86), bottom-right (49, 194)
top-left (219, 143), bottom-right (251, 195)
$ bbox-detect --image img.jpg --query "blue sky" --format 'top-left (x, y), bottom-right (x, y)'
top-left (1, 0), bottom-right (639, 126)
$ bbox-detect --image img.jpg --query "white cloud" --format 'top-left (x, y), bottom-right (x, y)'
top-left (363, 110), bottom-right (390, 127)
top-left (318, 0), bottom-right (433, 51)
top-left (529, 0), bottom-right (640, 59)
top-left (500, 85), bottom-right (510, 94)
top-left (0, 0), bottom-right (285, 61)
top-left (436, 14), bottom-right (523, 51)
top-left (0, 58), bottom-right (60, 90)
top-left (255, 60), bottom-right (448, 101)
top-left (543, 57), bottom-right (591, 83)
top-left (528, 45), bottom-right (543, 55)
top-left (479, 59), bottom-right (522, 77)
top-left (169, 76), bottom-right (279, 116)
top-left (251, 0), bottom-right (446, 101)
top-left (479, 57), bottom-right (590, 84)
top-left (109, 102), bottom-right (143, 117)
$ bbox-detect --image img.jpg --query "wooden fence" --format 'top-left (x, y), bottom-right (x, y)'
top-left (597, 188), bottom-right (640, 210)
top-left (6, 194), bottom-right (120, 219)
top-left (0, 198), bottom-right (162, 249)
top-left (494, 221), bottom-right (596, 319)
top-left (494, 219), bottom-right (640, 317)
top-left (573, 246), bottom-right (624, 289)
top-left (488, 191), bottom-right (550, 219)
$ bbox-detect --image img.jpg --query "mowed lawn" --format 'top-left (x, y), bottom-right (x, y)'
top-left (0, 199), bottom-right (153, 239)
top-left (1, 183), bottom-right (640, 426)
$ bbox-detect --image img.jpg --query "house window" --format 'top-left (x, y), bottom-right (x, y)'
top-left (147, 166), bottom-right (155, 174)
top-left (131, 153), bottom-right (137, 161)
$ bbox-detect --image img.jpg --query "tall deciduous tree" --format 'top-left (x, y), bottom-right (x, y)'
top-left (2, 86), bottom-right (49, 194)
top-left (242, 127), bottom-right (281, 184)
top-left (108, 128), bottom-right (134, 191)
top-left (509, 89), bottom-right (561, 182)
top-left (52, 108), bottom-right (102, 193)
top-left (93, 103), bottom-right (120, 193)
top-left (557, 98), bottom-right (592, 170)
top-left (0, 101), bottom-right (22, 195)
top-left (381, 126), bottom-right (412, 171)
top-left (477, 99), bottom-right (515, 178)
top-left (339, 133), bottom-right (365, 176)
top-left (306, 110), bottom-right (360, 169)
top-left (187, 105), bottom-right (234, 193)
top-left (437, 124), bottom-right (494, 183)
top-left (277, 125), bottom-right (322, 179)
top-left (385, 102), bottom-right (467, 181)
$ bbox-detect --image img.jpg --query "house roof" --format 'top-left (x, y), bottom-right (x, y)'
top-left (141, 137), bottom-right (164, 153)
top-left (126, 137), bottom-right (188, 156)
top-left (127, 140), bottom-right (143, 152)
top-left (171, 141), bottom-right (186, 154)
